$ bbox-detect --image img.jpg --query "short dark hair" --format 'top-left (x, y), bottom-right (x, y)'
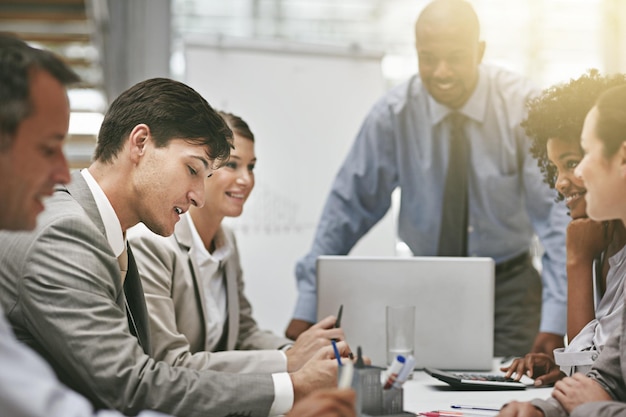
top-left (0, 32), bottom-right (79, 151)
top-left (522, 69), bottom-right (626, 190)
top-left (218, 111), bottom-right (255, 142)
top-left (93, 78), bottom-right (233, 163)
top-left (595, 84), bottom-right (626, 158)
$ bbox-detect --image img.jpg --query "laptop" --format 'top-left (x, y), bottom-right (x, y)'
top-left (316, 256), bottom-right (495, 371)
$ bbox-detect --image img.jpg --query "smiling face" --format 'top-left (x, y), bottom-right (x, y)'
top-left (0, 69), bottom-right (71, 230)
top-left (575, 107), bottom-right (625, 222)
top-left (203, 133), bottom-right (256, 220)
top-left (132, 138), bottom-right (214, 236)
top-left (546, 137), bottom-right (587, 219)
top-left (416, 20), bottom-right (485, 109)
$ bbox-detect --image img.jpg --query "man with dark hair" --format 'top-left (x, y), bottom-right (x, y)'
top-left (288, 0), bottom-right (570, 358)
top-left (0, 32), bottom-right (173, 417)
top-left (0, 44), bottom-right (345, 417)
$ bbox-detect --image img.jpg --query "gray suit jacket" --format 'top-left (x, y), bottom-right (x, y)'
top-left (0, 171), bottom-right (274, 417)
top-left (128, 216), bottom-right (290, 373)
top-left (531, 298), bottom-right (626, 417)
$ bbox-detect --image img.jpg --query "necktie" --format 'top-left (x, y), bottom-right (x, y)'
top-left (120, 243), bottom-right (151, 354)
top-left (437, 112), bottom-right (469, 256)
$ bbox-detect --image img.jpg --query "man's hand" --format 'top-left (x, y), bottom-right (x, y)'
top-left (501, 353), bottom-right (564, 386)
top-left (290, 341), bottom-right (351, 403)
top-left (552, 373), bottom-right (611, 413)
top-left (286, 318), bottom-right (314, 340)
top-left (286, 315), bottom-right (345, 371)
top-left (497, 401), bottom-right (544, 417)
top-left (531, 332), bottom-right (564, 358)
top-left (286, 388), bottom-right (356, 417)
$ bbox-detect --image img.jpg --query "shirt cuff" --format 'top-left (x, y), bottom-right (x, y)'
top-left (279, 343), bottom-right (294, 352)
top-left (278, 350), bottom-right (288, 371)
top-left (268, 372), bottom-right (294, 416)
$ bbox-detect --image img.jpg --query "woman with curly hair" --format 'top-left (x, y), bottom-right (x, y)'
top-left (501, 70), bottom-right (626, 386)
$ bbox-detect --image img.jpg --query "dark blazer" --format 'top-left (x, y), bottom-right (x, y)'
top-left (0, 171), bottom-right (274, 417)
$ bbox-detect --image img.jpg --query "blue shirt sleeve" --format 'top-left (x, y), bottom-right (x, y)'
top-left (293, 98), bottom-right (400, 322)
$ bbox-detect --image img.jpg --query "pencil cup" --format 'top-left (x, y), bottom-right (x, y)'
top-left (340, 366), bottom-right (404, 417)
top-left (381, 385), bottom-right (404, 414)
top-left (386, 305), bottom-right (415, 366)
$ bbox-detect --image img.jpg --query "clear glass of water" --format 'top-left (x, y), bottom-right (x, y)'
top-left (386, 305), bottom-right (415, 365)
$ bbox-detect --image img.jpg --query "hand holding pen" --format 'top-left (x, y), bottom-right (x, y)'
top-left (285, 312), bottom-right (346, 372)
top-left (289, 340), bottom-right (352, 403)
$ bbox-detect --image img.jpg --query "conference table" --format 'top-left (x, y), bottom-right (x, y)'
top-left (401, 360), bottom-right (554, 416)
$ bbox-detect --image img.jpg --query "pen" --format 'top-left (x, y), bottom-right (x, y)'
top-left (332, 304), bottom-right (343, 342)
top-left (331, 339), bottom-right (343, 366)
top-left (355, 346), bottom-right (364, 369)
top-left (420, 412), bottom-right (493, 417)
top-left (451, 405), bottom-right (500, 412)
top-left (335, 304), bottom-right (343, 328)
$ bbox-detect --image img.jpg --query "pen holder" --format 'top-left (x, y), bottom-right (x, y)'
top-left (339, 365), bottom-right (404, 417)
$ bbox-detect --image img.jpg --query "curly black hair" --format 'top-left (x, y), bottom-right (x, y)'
top-left (522, 69), bottom-right (626, 192)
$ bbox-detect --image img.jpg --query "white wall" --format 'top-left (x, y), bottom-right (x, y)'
top-left (184, 36), bottom-right (396, 335)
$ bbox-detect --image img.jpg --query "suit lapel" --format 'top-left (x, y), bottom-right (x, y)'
top-left (63, 171), bottom-right (152, 355)
top-left (175, 215), bottom-right (209, 345)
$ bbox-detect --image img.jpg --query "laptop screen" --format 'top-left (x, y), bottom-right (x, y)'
top-left (316, 256), bottom-right (495, 371)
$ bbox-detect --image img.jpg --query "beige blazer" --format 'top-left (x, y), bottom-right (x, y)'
top-left (128, 214), bottom-right (291, 373)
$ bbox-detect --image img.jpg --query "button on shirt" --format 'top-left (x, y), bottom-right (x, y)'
top-left (294, 64), bottom-right (569, 335)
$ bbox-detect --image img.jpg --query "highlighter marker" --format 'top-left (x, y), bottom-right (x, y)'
top-left (338, 360), bottom-right (354, 388)
top-left (383, 355), bottom-right (406, 389)
top-left (392, 354), bottom-right (416, 389)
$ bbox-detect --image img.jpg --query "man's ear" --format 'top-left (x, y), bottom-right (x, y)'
top-left (128, 124), bottom-right (151, 163)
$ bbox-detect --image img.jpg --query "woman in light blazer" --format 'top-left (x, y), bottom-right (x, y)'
top-left (128, 112), bottom-right (343, 375)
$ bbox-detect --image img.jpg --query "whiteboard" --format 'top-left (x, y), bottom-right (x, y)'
top-left (184, 36), bottom-right (396, 335)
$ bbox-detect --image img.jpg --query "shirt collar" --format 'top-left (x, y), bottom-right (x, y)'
top-left (80, 169), bottom-right (125, 257)
top-left (186, 213), bottom-right (231, 262)
top-left (429, 65), bottom-right (489, 126)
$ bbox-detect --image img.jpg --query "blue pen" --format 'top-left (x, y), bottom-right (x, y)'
top-left (451, 404), bottom-right (500, 412)
top-left (331, 339), bottom-right (343, 366)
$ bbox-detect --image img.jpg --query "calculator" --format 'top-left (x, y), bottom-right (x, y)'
top-left (424, 367), bottom-right (530, 390)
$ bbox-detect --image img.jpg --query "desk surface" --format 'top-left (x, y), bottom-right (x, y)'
top-left (403, 360), bottom-right (554, 415)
